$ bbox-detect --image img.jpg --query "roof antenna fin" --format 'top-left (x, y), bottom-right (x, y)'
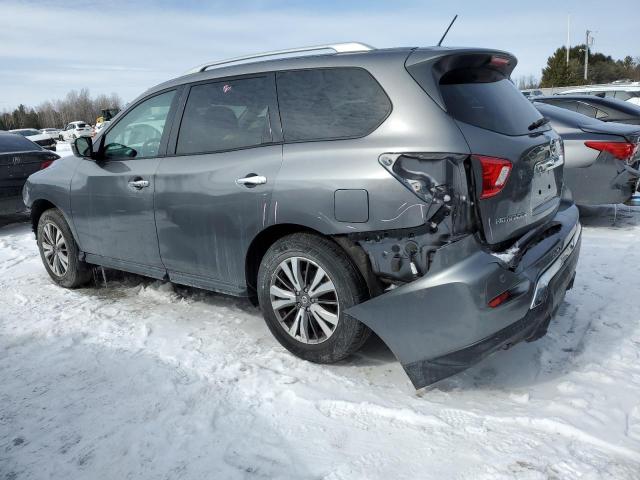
top-left (437, 14), bottom-right (458, 46)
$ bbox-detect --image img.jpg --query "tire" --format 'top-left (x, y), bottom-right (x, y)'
top-left (257, 233), bottom-right (371, 363)
top-left (37, 208), bottom-right (92, 288)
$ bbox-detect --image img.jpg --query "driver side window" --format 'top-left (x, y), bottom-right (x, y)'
top-left (104, 90), bottom-right (175, 160)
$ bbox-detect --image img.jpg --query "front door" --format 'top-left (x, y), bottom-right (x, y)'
top-left (70, 89), bottom-right (178, 277)
top-left (154, 74), bottom-right (282, 294)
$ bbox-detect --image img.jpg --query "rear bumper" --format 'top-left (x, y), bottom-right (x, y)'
top-left (566, 157), bottom-right (639, 205)
top-left (346, 202), bottom-right (581, 389)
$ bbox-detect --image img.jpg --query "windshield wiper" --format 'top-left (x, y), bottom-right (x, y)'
top-left (528, 116), bottom-right (550, 131)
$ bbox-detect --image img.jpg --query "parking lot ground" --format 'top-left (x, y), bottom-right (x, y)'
top-left (1, 206), bottom-right (639, 479)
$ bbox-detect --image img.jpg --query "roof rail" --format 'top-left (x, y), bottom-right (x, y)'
top-left (185, 42), bottom-right (375, 74)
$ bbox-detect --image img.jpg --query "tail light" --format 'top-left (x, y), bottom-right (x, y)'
top-left (473, 155), bottom-right (512, 199)
top-left (39, 154), bottom-right (59, 170)
top-left (584, 141), bottom-right (638, 161)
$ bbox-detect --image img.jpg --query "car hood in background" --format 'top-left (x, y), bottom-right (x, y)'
top-left (25, 134), bottom-right (53, 142)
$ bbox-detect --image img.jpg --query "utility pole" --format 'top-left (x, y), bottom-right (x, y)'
top-left (566, 15), bottom-right (570, 65)
top-left (584, 29), bottom-right (592, 80)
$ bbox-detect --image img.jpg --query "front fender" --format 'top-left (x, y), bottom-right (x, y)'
top-left (23, 155), bottom-right (81, 242)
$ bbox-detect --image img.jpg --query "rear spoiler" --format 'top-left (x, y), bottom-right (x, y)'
top-left (405, 48), bottom-right (518, 110)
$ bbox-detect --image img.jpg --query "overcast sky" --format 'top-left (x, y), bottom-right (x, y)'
top-left (1, 0), bottom-right (638, 110)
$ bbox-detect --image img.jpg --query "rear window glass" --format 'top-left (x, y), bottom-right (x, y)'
top-left (76, 123), bottom-right (88, 128)
top-left (276, 68), bottom-right (391, 142)
top-left (0, 134), bottom-right (40, 153)
top-left (438, 70), bottom-right (544, 136)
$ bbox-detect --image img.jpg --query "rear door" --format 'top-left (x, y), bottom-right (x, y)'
top-left (407, 51), bottom-right (563, 245)
top-left (154, 74), bottom-right (282, 294)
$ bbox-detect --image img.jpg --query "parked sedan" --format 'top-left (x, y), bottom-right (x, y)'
top-left (535, 95), bottom-right (640, 125)
top-left (0, 132), bottom-right (59, 215)
top-left (535, 103), bottom-right (640, 205)
top-left (10, 128), bottom-right (57, 151)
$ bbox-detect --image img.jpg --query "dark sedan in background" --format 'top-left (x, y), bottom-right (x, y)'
top-left (535, 95), bottom-right (640, 126)
top-left (9, 128), bottom-right (57, 151)
top-left (534, 103), bottom-right (639, 206)
top-left (0, 132), bottom-right (59, 215)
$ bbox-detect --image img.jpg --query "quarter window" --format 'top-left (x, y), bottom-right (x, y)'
top-left (276, 68), bottom-right (391, 142)
top-left (614, 91), bottom-right (632, 101)
top-left (176, 76), bottom-right (274, 155)
top-left (103, 90), bottom-right (175, 160)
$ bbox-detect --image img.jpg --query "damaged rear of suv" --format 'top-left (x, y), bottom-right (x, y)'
top-left (258, 46), bottom-right (580, 389)
top-left (259, 46), bottom-right (580, 388)
top-left (25, 43), bottom-right (581, 389)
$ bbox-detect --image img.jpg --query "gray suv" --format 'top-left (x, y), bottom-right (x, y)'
top-left (23, 43), bottom-right (581, 388)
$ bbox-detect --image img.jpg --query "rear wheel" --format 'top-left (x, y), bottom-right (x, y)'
top-left (37, 209), bottom-right (92, 288)
top-left (257, 233), bottom-right (370, 363)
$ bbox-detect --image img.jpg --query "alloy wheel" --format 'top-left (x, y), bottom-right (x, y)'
top-left (270, 256), bottom-right (339, 344)
top-left (41, 222), bottom-right (69, 277)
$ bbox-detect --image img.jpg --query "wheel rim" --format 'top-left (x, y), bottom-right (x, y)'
top-left (41, 222), bottom-right (69, 277)
top-left (270, 256), bottom-right (339, 344)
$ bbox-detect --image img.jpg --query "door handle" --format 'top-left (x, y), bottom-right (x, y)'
top-left (236, 175), bottom-right (267, 187)
top-left (128, 179), bottom-right (150, 189)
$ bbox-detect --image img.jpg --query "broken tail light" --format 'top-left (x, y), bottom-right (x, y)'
top-left (378, 152), bottom-right (466, 203)
top-left (473, 155), bottom-right (512, 199)
top-left (584, 141), bottom-right (638, 162)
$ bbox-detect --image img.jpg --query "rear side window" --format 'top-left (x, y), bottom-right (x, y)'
top-left (575, 101), bottom-right (599, 118)
top-left (276, 68), bottom-right (391, 142)
top-left (434, 69), bottom-right (543, 136)
top-left (614, 91), bottom-right (633, 101)
top-left (177, 76), bottom-right (274, 155)
top-left (0, 134), bottom-right (40, 153)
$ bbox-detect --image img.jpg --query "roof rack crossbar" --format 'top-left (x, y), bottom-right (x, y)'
top-left (185, 42), bottom-right (375, 74)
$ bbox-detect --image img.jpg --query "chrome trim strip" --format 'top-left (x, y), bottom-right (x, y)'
top-left (530, 222), bottom-right (581, 309)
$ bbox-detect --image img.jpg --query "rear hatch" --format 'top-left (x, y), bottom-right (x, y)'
top-left (406, 49), bottom-right (564, 246)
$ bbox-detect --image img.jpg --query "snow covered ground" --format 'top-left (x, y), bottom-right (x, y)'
top-left (1, 203), bottom-right (639, 479)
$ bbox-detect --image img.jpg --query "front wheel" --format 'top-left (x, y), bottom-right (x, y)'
top-left (37, 209), bottom-right (92, 288)
top-left (257, 233), bottom-right (370, 363)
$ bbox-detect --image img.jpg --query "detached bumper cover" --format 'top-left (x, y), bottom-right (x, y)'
top-left (346, 203), bottom-right (581, 389)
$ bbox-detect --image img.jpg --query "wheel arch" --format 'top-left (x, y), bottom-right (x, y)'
top-left (30, 199), bottom-right (58, 236)
top-left (244, 223), bottom-right (381, 305)
top-left (30, 199), bottom-right (78, 246)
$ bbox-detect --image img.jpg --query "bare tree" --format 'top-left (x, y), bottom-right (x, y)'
top-left (0, 90), bottom-right (123, 130)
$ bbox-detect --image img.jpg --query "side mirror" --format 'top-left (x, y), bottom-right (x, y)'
top-left (72, 136), bottom-right (93, 158)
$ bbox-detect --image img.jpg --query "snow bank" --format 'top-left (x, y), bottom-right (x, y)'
top-left (1, 206), bottom-right (640, 479)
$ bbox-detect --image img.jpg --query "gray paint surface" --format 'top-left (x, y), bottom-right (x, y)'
top-left (23, 46), bottom-right (582, 387)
